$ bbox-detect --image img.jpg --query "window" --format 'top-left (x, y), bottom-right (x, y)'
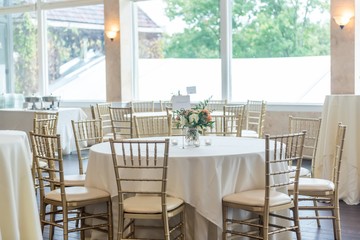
top-left (133, 0), bottom-right (330, 103)
top-left (0, 12), bottom-right (38, 95)
top-left (231, 0), bottom-right (330, 103)
top-left (134, 0), bottom-right (222, 102)
top-left (0, 0), bottom-right (105, 102)
top-left (47, 5), bottom-right (105, 100)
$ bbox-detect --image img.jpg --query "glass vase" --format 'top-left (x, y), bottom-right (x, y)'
top-left (185, 127), bottom-right (200, 147)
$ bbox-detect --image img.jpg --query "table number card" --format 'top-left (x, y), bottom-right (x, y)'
top-left (171, 95), bottom-right (191, 111)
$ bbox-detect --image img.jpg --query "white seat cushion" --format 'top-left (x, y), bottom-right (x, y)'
top-left (288, 177), bottom-right (335, 192)
top-left (124, 195), bottom-right (184, 213)
top-left (289, 166), bottom-right (311, 178)
top-left (241, 130), bottom-right (259, 138)
top-left (46, 186), bottom-right (110, 202)
top-left (223, 189), bottom-right (292, 207)
top-left (55, 174), bottom-right (86, 186)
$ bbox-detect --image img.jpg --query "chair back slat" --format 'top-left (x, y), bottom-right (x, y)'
top-left (289, 115), bottom-right (321, 177)
top-left (266, 131), bottom-right (306, 202)
top-left (110, 139), bottom-right (170, 196)
top-left (109, 106), bottom-right (133, 139)
top-left (72, 119), bottom-right (103, 174)
top-left (134, 115), bottom-right (172, 138)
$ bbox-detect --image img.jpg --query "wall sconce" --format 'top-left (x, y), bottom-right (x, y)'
top-left (333, 15), bottom-right (352, 29)
top-left (105, 31), bottom-right (118, 41)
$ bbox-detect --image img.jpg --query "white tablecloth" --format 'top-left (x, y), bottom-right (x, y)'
top-left (0, 108), bottom-right (87, 154)
top-left (85, 136), bottom-right (289, 239)
top-left (315, 95), bottom-right (360, 205)
top-left (0, 130), bottom-right (42, 240)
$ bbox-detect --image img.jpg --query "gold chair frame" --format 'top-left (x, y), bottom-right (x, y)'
top-left (222, 131), bottom-right (306, 240)
top-left (109, 138), bottom-right (185, 239)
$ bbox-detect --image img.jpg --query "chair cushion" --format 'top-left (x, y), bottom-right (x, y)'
top-left (223, 189), bottom-right (292, 207)
top-left (289, 166), bottom-right (311, 178)
top-left (38, 160), bottom-right (48, 168)
top-left (241, 130), bottom-right (259, 138)
top-left (55, 174), bottom-right (86, 186)
top-left (124, 195), bottom-right (184, 213)
top-left (46, 186), bottom-right (110, 202)
top-left (288, 177), bottom-right (335, 192)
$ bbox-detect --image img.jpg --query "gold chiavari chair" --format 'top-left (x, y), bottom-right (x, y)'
top-left (130, 100), bottom-right (155, 113)
top-left (108, 106), bottom-right (133, 139)
top-left (109, 138), bottom-right (185, 239)
top-left (30, 131), bottom-right (113, 240)
top-left (96, 102), bottom-right (113, 141)
top-left (134, 114), bottom-right (172, 138)
top-left (71, 119), bottom-right (103, 175)
top-left (242, 100), bottom-right (266, 138)
top-left (222, 131), bottom-right (306, 240)
top-left (206, 99), bottom-right (228, 112)
top-left (289, 123), bottom-right (346, 240)
top-left (289, 115), bottom-right (322, 178)
top-left (32, 112), bottom-right (59, 194)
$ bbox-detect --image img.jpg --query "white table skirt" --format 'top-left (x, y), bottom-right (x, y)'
top-left (0, 130), bottom-right (42, 240)
top-left (85, 136), bottom-right (290, 239)
top-left (315, 95), bottom-right (360, 205)
top-left (0, 108), bottom-right (87, 154)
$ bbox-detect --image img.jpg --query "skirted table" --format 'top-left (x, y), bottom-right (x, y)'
top-left (0, 108), bottom-right (87, 154)
top-left (0, 130), bottom-right (42, 239)
top-left (85, 136), bottom-right (290, 239)
top-left (315, 94), bottom-right (360, 205)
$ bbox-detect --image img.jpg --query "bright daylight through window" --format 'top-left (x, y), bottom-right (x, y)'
top-left (135, 0), bottom-right (330, 103)
top-left (0, 0), bottom-right (330, 104)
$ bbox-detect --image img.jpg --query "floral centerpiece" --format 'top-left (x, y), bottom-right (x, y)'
top-left (174, 98), bottom-right (214, 145)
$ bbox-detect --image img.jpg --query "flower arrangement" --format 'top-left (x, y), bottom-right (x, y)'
top-left (174, 98), bottom-right (214, 134)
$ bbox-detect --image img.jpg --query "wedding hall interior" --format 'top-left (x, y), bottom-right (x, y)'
top-left (0, 0), bottom-right (360, 239)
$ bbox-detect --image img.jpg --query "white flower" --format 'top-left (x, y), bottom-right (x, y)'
top-left (189, 113), bottom-right (199, 124)
top-left (180, 116), bottom-right (188, 126)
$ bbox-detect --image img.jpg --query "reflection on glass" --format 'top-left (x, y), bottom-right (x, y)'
top-left (8, 12), bottom-right (39, 95)
top-left (231, 0), bottom-right (330, 103)
top-left (0, 0), bottom-right (35, 7)
top-left (47, 5), bottom-right (105, 100)
top-left (135, 0), bottom-right (221, 101)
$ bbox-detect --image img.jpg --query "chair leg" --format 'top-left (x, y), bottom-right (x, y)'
top-left (49, 205), bottom-right (56, 240)
top-left (292, 207), bottom-right (301, 240)
top-left (63, 209), bottom-right (69, 240)
top-left (261, 214), bottom-right (269, 240)
top-left (180, 209), bottom-right (185, 240)
top-left (222, 205), bottom-right (228, 240)
top-left (80, 208), bottom-right (85, 240)
top-left (162, 212), bottom-right (170, 240)
top-left (333, 200), bottom-right (342, 240)
top-left (313, 199), bottom-right (321, 227)
top-left (107, 200), bottom-right (113, 240)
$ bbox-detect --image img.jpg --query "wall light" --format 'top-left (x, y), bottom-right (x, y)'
top-left (333, 15), bottom-right (352, 29)
top-left (105, 31), bottom-right (118, 41)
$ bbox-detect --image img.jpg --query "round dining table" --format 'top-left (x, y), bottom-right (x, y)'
top-left (0, 130), bottom-right (42, 240)
top-left (85, 136), bottom-right (289, 240)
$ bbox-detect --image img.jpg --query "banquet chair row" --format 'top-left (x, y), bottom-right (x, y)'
top-left (30, 131), bottom-right (113, 240)
top-left (33, 112), bottom-right (104, 196)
